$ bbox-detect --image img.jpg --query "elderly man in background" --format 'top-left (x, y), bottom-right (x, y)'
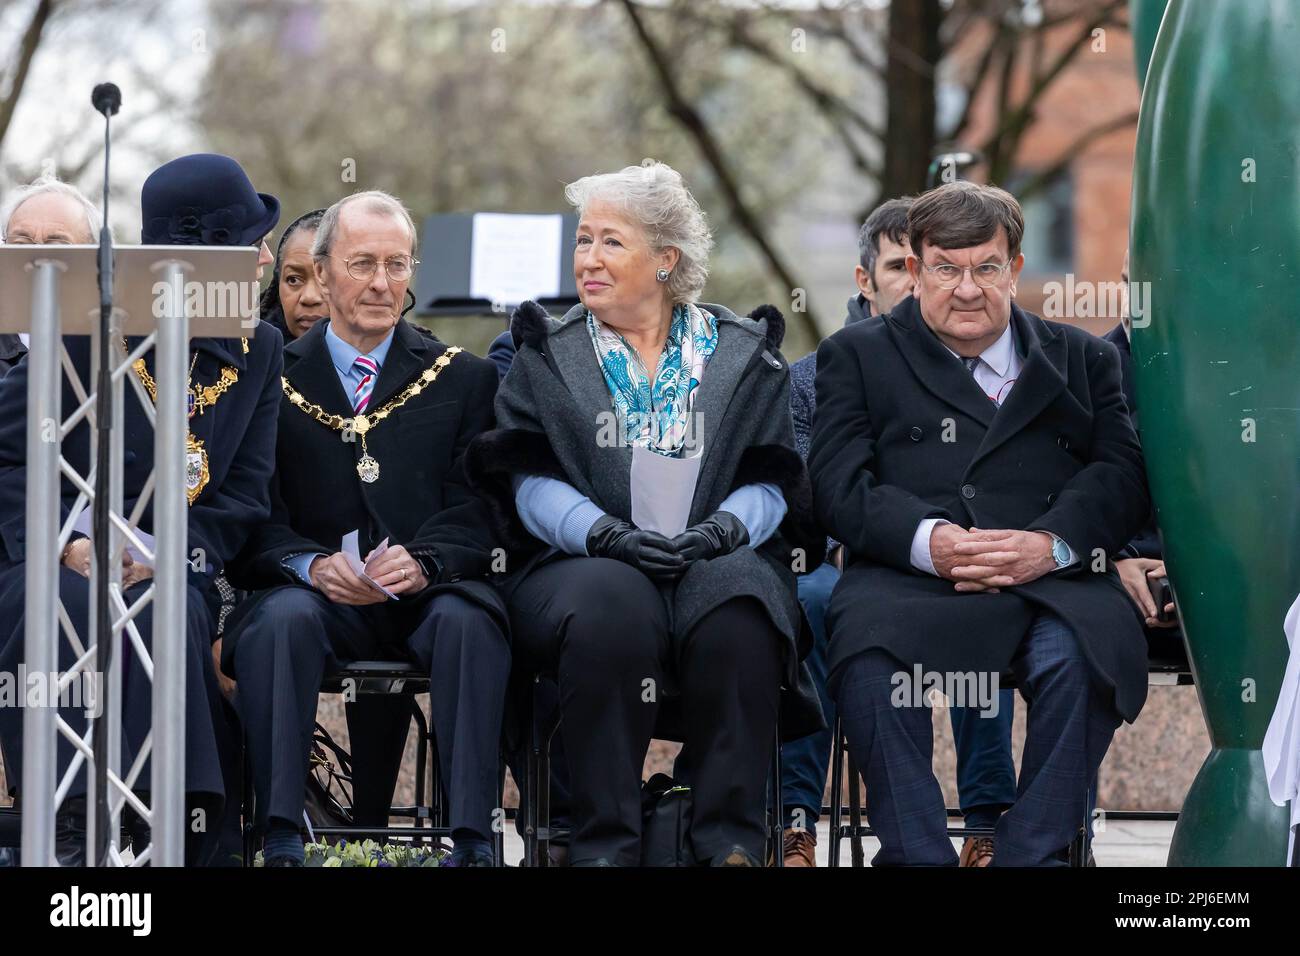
top-left (223, 190), bottom-right (509, 868)
top-left (811, 181), bottom-right (1150, 866)
top-left (0, 176), bottom-right (104, 374)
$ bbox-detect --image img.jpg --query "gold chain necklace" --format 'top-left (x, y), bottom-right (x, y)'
top-left (130, 350), bottom-right (241, 505)
top-left (133, 357), bottom-right (239, 418)
top-left (282, 346), bottom-right (462, 483)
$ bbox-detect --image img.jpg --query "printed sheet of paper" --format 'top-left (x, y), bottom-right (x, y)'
top-left (72, 509), bottom-right (155, 568)
top-left (469, 212), bottom-right (563, 306)
top-left (342, 530), bottom-right (400, 600)
top-left (630, 444), bottom-right (703, 538)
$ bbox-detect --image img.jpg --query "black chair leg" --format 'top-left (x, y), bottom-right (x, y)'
top-left (537, 711), bottom-right (559, 868)
top-left (494, 752), bottom-right (506, 867)
top-left (524, 678), bottom-right (539, 868)
top-left (241, 731), bottom-right (255, 867)
top-left (847, 742), bottom-right (865, 868)
top-left (828, 716), bottom-right (844, 868)
top-left (412, 699), bottom-right (429, 845)
top-left (771, 725), bottom-right (784, 867)
top-left (1064, 782), bottom-right (1093, 867)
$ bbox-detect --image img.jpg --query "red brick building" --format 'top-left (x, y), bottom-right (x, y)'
top-left (958, 15), bottom-right (1141, 336)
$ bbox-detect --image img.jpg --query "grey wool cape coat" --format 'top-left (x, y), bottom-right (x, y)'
top-left (466, 299), bottom-right (826, 739)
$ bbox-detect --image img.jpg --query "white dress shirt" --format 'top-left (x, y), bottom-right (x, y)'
top-left (909, 322), bottom-right (1075, 574)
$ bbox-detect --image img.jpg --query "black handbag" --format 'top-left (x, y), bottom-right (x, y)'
top-left (640, 772), bottom-right (696, 867)
top-left (302, 722), bottom-right (355, 840)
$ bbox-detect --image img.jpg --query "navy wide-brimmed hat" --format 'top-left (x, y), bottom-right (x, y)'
top-left (141, 153), bottom-right (280, 246)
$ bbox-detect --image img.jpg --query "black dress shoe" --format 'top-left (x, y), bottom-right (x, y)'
top-left (710, 845), bottom-right (760, 867)
top-left (439, 848), bottom-right (495, 868)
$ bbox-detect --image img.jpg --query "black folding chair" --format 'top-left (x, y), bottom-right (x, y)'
top-left (241, 659), bottom-right (507, 866)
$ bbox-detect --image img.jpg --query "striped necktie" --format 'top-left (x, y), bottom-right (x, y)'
top-left (963, 355), bottom-right (1006, 405)
top-left (352, 354), bottom-right (378, 413)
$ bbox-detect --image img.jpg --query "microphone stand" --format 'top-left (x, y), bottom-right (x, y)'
top-left (90, 82), bottom-right (120, 867)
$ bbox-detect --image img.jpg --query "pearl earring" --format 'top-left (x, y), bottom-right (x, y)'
top-left (656, 268), bottom-right (671, 282)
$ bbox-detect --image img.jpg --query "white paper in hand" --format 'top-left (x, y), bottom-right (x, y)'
top-left (630, 443), bottom-right (703, 538)
top-left (342, 530), bottom-right (399, 600)
top-left (72, 508), bottom-right (155, 568)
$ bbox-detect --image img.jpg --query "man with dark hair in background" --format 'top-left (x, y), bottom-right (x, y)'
top-left (778, 197), bottom-right (915, 866)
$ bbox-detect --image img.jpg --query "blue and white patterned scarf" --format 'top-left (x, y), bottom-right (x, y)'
top-left (586, 302), bottom-right (718, 457)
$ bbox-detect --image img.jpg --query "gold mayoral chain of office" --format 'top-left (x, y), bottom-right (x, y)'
top-left (281, 346), bottom-right (463, 484)
top-left (129, 338), bottom-right (248, 506)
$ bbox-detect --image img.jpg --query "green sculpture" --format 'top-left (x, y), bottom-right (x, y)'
top-left (1128, 0), bottom-right (1167, 89)
top-left (1129, 0), bottom-right (1296, 865)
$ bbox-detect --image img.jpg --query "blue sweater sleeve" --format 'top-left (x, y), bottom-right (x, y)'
top-left (513, 474), bottom-right (606, 555)
top-left (718, 482), bottom-right (786, 547)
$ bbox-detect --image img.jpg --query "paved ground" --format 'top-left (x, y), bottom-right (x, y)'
top-left (496, 819), bottom-right (1177, 867)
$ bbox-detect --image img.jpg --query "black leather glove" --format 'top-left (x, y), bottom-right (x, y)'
top-left (670, 511), bottom-right (750, 563)
top-left (585, 514), bottom-right (685, 580)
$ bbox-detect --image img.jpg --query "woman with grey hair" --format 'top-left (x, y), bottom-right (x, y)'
top-left (469, 161), bottom-right (822, 866)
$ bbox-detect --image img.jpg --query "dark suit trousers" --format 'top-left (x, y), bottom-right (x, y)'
top-left (837, 610), bottom-right (1120, 866)
top-left (509, 556), bottom-right (783, 866)
top-left (233, 586), bottom-right (509, 840)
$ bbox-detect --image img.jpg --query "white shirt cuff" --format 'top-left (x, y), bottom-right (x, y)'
top-left (910, 517), bottom-right (950, 575)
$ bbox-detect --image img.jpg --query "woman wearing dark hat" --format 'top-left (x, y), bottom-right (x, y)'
top-left (0, 152), bottom-right (284, 865)
top-left (468, 161), bottom-right (824, 867)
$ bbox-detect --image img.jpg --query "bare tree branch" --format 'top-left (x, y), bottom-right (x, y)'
top-left (807, 4), bottom-right (885, 75)
top-left (1015, 108), bottom-right (1138, 200)
top-left (946, 17), bottom-right (1003, 141)
top-left (751, 2), bottom-right (886, 75)
top-left (0, 0), bottom-right (56, 150)
top-left (685, 5), bottom-right (886, 143)
top-left (979, 0), bottom-right (1127, 180)
top-left (619, 0), bottom-right (820, 339)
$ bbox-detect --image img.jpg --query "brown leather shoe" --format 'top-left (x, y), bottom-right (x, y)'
top-left (781, 829), bottom-right (817, 867)
top-left (959, 836), bottom-right (995, 867)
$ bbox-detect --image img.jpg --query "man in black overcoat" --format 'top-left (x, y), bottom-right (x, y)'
top-left (223, 191), bottom-right (509, 867)
top-left (809, 182), bottom-right (1151, 866)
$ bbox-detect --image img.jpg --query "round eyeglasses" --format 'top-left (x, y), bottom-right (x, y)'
top-left (332, 254), bottom-right (420, 282)
top-left (921, 260), bottom-right (1012, 290)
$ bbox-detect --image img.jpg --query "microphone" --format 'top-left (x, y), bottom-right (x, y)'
top-left (91, 82), bottom-right (121, 117)
top-left (90, 80), bottom-right (120, 868)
